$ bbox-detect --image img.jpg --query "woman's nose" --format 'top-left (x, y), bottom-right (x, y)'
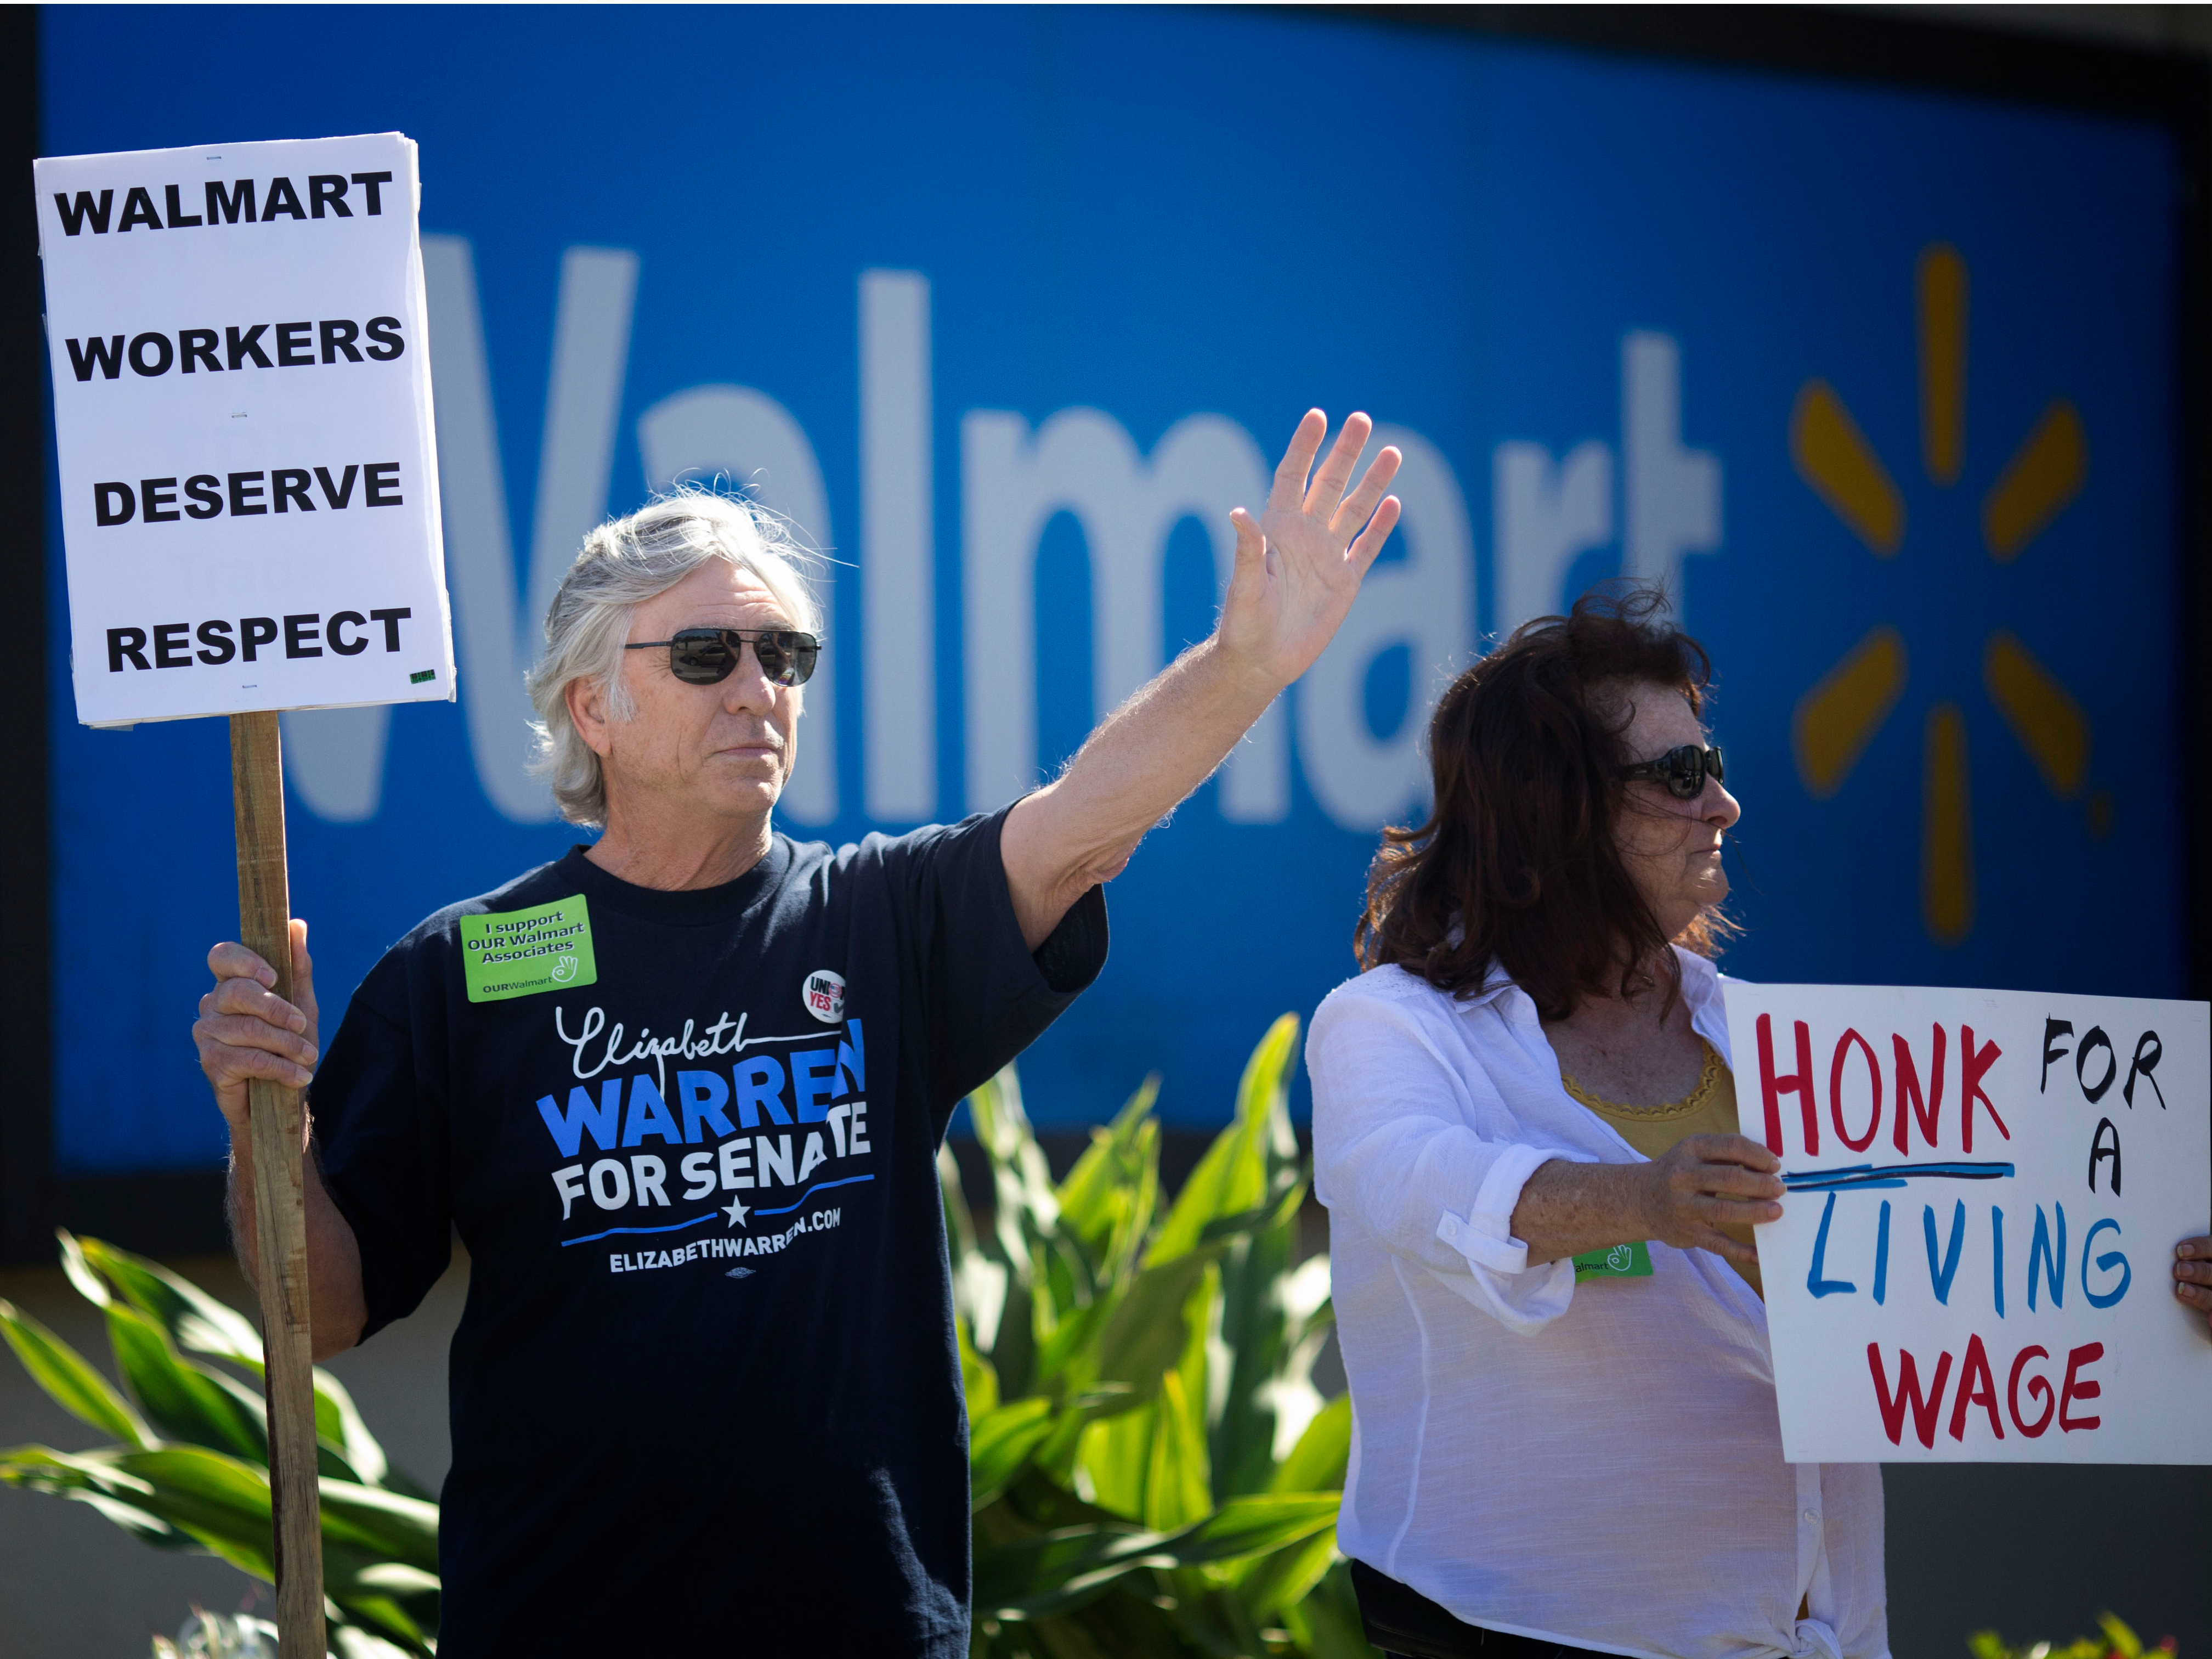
top-left (1706, 781), bottom-right (1743, 828)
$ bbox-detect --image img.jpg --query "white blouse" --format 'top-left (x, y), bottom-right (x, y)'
top-left (1308, 949), bottom-right (1887, 1659)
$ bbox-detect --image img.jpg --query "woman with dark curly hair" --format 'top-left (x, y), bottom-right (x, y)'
top-left (1308, 589), bottom-right (1887, 1659)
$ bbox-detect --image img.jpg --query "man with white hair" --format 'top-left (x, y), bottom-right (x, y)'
top-left (194, 410), bottom-right (1402, 1654)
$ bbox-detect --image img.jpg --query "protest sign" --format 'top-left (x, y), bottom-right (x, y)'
top-left (37, 133), bottom-right (452, 728)
top-left (1729, 984), bottom-right (2211, 1465)
top-left (35, 132), bottom-right (456, 1655)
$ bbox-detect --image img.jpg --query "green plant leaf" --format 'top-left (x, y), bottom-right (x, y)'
top-left (77, 1238), bottom-right (414, 1484)
top-left (975, 1491), bottom-right (1339, 1622)
top-left (969, 1068), bottom-right (1062, 1267)
top-left (1283, 1555), bottom-right (1376, 1659)
top-left (961, 1070), bottom-right (1062, 1399)
top-left (331, 1627), bottom-right (429, 1659)
top-left (1009, 1582), bottom-right (1194, 1659)
top-left (31, 1444), bottom-right (442, 1589)
top-left (324, 1544), bottom-right (442, 1654)
top-left (971, 1398), bottom-right (1057, 1513)
top-left (1054, 1078), bottom-right (1158, 1267)
top-left (58, 1232), bottom-right (115, 1310)
top-left (959, 1313), bottom-right (1000, 1418)
top-left (1179, 1491), bottom-right (1339, 1564)
top-left (345, 1561), bottom-right (441, 1599)
top-left (316, 1477), bottom-right (441, 1573)
top-left (2098, 1615), bottom-right (2144, 1659)
top-left (1075, 1399), bottom-right (1153, 1524)
top-left (989, 1274), bottom-right (1040, 1403)
top-left (313, 1367), bottom-right (392, 1489)
top-left (71, 1234), bottom-right (264, 1367)
top-left (972, 1521), bottom-right (1166, 1622)
top-left (0, 1297), bottom-right (154, 1447)
top-left (1142, 1368), bottom-right (1210, 1533)
top-left (1212, 1199), bottom-right (1297, 1500)
top-left (1106, 1119), bottom-right (1161, 1291)
top-left (1151, 1104), bottom-right (1268, 1268)
top-left (0, 1443), bottom-right (154, 1496)
top-left (327, 1593), bottom-right (435, 1654)
top-left (87, 1488), bottom-right (200, 1547)
top-left (1270, 1393), bottom-right (1351, 1495)
top-left (109, 1446), bottom-right (280, 1576)
top-left (1084, 1249), bottom-right (1217, 1414)
top-left (103, 1302), bottom-right (269, 1464)
top-left (0, 1443), bottom-right (187, 1549)
top-left (940, 1142), bottom-right (981, 1262)
top-left (1228, 1523), bottom-right (1340, 1622)
top-left (1156, 1577), bottom-right (1274, 1656)
top-left (1232, 1252), bottom-right (1338, 1500)
top-left (0, 1443), bottom-right (276, 1578)
top-left (1192, 1183), bottom-right (1304, 1254)
top-left (1144, 1265), bottom-right (1214, 1533)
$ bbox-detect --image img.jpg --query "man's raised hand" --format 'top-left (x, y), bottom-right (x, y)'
top-left (998, 406), bottom-right (1402, 950)
top-left (1222, 410), bottom-right (1402, 689)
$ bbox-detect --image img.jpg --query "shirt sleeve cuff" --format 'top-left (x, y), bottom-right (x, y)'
top-left (1031, 881), bottom-right (1108, 995)
top-left (1433, 1141), bottom-right (1554, 1273)
top-left (1430, 1143), bottom-right (1591, 1335)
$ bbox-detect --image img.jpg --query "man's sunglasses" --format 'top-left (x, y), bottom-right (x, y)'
top-left (625, 628), bottom-right (821, 688)
top-left (1614, 744), bottom-right (1724, 801)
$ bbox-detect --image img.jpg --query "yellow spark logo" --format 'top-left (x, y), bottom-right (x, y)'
top-left (1789, 244), bottom-right (2101, 947)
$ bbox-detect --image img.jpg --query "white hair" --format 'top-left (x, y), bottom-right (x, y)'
top-left (527, 489), bottom-right (822, 827)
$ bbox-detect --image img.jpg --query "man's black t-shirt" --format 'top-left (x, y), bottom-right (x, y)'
top-left (311, 809), bottom-right (1106, 1654)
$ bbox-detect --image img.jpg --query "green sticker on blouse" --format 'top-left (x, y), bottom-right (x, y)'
top-left (461, 894), bottom-right (597, 1003)
top-left (1572, 1240), bottom-right (1654, 1282)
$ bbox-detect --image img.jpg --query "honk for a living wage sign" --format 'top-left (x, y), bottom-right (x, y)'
top-left (1729, 985), bottom-right (2211, 1464)
top-left (37, 133), bottom-right (454, 727)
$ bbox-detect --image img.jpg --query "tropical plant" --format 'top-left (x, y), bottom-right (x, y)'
top-left (0, 1233), bottom-right (437, 1657)
top-left (947, 1012), bottom-right (1376, 1658)
top-left (1970, 1614), bottom-right (2177, 1659)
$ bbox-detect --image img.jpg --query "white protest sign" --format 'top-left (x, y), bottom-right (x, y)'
top-left (1727, 984), bottom-right (2210, 1464)
top-left (37, 133), bottom-right (454, 727)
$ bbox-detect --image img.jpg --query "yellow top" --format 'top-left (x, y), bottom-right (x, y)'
top-left (1557, 1041), bottom-right (1762, 1298)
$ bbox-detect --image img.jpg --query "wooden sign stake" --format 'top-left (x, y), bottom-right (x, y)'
top-left (229, 710), bottom-right (327, 1657)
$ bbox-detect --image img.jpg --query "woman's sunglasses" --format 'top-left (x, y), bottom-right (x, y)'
top-left (1614, 744), bottom-right (1724, 801)
top-left (625, 627), bottom-right (821, 688)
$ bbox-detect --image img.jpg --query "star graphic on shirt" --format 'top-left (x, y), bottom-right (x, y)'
top-left (722, 1197), bottom-right (750, 1229)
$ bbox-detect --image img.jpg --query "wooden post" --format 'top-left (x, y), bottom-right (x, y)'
top-left (229, 710), bottom-right (327, 1657)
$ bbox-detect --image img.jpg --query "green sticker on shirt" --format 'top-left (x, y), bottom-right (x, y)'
top-left (1572, 1240), bottom-right (1653, 1282)
top-left (461, 894), bottom-right (597, 1003)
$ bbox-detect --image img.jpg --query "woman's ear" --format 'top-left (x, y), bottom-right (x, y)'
top-left (565, 674), bottom-right (616, 759)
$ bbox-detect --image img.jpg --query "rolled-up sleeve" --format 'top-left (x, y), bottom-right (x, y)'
top-left (1309, 985), bottom-right (1583, 1334)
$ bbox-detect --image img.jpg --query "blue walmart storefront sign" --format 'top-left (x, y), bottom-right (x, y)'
top-left (43, 7), bottom-right (2185, 1171)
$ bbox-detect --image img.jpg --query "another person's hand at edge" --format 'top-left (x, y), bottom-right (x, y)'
top-left (2174, 1236), bottom-right (2212, 1335)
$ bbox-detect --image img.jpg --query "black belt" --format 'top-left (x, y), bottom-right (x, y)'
top-left (1350, 1559), bottom-right (1622, 1659)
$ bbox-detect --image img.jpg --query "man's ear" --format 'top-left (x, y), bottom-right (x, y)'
top-left (565, 674), bottom-right (615, 759)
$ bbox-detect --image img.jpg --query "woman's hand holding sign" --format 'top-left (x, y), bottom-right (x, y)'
top-left (1513, 1134), bottom-right (1784, 1271)
top-left (1634, 1133), bottom-right (1787, 1267)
